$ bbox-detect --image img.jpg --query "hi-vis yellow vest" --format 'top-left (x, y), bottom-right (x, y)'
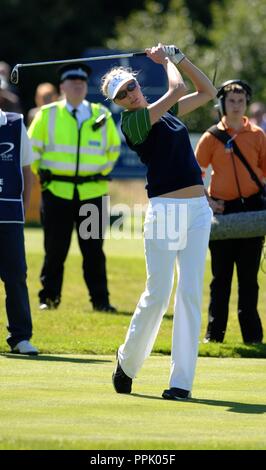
top-left (28, 100), bottom-right (121, 200)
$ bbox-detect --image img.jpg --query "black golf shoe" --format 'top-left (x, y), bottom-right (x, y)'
top-left (93, 303), bottom-right (117, 313)
top-left (112, 358), bottom-right (132, 394)
top-left (162, 387), bottom-right (191, 401)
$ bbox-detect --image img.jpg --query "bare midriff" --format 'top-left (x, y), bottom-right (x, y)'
top-left (159, 185), bottom-right (205, 199)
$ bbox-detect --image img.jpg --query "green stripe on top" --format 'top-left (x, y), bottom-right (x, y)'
top-left (121, 102), bottom-right (179, 145)
top-left (121, 108), bottom-right (151, 145)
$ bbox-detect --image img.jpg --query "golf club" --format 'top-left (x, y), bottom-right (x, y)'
top-left (10, 47), bottom-right (178, 84)
top-left (10, 52), bottom-right (148, 85)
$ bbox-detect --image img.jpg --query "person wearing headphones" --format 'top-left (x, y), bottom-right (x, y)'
top-left (195, 79), bottom-right (266, 344)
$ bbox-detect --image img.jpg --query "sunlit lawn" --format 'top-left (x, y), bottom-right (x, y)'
top-left (0, 228), bottom-right (265, 450)
top-left (0, 354), bottom-right (265, 450)
top-left (0, 227), bottom-right (265, 357)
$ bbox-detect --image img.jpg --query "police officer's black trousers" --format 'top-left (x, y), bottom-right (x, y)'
top-left (206, 237), bottom-right (264, 343)
top-left (39, 189), bottom-right (109, 306)
top-left (0, 224), bottom-right (32, 347)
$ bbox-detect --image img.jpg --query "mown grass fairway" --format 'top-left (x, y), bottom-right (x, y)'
top-left (0, 228), bottom-right (265, 450)
top-left (0, 228), bottom-right (265, 357)
top-left (0, 354), bottom-right (265, 450)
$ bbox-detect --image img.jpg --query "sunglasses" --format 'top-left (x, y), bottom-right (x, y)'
top-left (115, 81), bottom-right (137, 101)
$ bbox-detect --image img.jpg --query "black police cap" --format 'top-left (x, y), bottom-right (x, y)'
top-left (58, 63), bottom-right (92, 82)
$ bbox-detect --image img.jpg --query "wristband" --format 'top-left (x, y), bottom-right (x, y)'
top-left (163, 45), bottom-right (186, 65)
top-left (172, 48), bottom-right (186, 65)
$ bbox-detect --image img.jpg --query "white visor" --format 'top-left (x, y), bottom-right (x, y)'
top-left (107, 72), bottom-right (136, 100)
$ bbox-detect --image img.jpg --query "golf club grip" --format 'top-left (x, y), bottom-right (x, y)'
top-left (132, 52), bottom-right (148, 57)
top-left (133, 48), bottom-right (178, 57)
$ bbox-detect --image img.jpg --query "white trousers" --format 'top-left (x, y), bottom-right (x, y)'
top-left (118, 196), bottom-right (212, 391)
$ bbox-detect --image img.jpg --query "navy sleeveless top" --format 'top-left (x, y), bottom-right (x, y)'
top-left (123, 111), bottom-right (203, 198)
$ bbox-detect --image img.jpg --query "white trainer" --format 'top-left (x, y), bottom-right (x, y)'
top-left (12, 340), bottom-right (39, 355)
top-left (39, 303), bottom-right (49, 311)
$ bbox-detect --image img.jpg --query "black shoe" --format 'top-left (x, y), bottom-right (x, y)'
top-left (112, 358), bottom-right (132, 394)
top-left (162, 387), bottom-right (191, 400)
top-left (93, 303), bottom-right (117, 313)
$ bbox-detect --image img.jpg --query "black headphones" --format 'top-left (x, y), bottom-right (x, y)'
top-left (216, 79), bottom-right (252, 115)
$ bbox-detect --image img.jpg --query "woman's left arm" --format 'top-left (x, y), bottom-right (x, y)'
top-left (177, 58), bottom-right (217, 116)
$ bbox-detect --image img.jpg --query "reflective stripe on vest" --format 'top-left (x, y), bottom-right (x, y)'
top-left (40, 159), bottom-right (114, 172)
top-left (41, 104), bottom-right (110, 174)
top-left (29, 101), bottom-right (120, 200)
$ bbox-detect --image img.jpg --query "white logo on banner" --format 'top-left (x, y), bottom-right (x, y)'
top-left (0, 142), bottom-right (14, 160)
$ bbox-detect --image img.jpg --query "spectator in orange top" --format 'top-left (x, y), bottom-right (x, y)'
top-left (195, 80), bottom-right (266, 344)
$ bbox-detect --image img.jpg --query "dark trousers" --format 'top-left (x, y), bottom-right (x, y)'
top-left (206, 237), bottom-right (264, 343)
top-left (39, 190), bottom-right (109, 306)
top-left (0, 224), bottom-right (32, 347)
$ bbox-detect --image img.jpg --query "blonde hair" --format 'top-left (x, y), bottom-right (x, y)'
top-left (101, 66), bottom-right (138, 99)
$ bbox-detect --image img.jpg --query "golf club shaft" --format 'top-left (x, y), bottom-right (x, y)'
top-left (19, 52), bottom-right (146, 68)
top-left (10, 51), bottom-right (147, 84)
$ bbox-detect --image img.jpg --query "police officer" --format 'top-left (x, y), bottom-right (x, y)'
top-left (0, 80), bottom-right (38, 354)
top-left (28, 63), bottom-right (121, 312)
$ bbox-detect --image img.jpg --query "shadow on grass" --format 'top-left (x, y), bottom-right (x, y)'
top-left (233, 344), bottom-right (266, 358)
top-left (91, 310), bottom-right (134, 317)
top-left (192, 398), bottom-right (266, 414)
top-left (199, 342), bottom-right (266, 358)
top-left (0, 353), bottom-right (111, 364)
top-left (131, 393), bottom-right (266, 414)
top-left (112, 311), bottom-right (173, 321)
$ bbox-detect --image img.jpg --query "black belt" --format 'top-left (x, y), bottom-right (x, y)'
top-left (39, 169), bottom-right (111, 186)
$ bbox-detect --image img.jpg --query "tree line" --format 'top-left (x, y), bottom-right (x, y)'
top-left (1, 0), bottom-right (265, 131)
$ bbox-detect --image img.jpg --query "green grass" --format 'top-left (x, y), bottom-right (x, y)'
top-left (0, 228), bottom-right (265, 450)
top-left (0, 228), bottom-right (265, 357)
top-left (0, 354), bottom-right (265, 450)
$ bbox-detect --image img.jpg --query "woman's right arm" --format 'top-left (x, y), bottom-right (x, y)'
top-left (145, 44), bottom-right (187, 125)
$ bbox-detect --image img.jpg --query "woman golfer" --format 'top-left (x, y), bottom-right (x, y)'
top-left (101, 43), bottom-right (217, 400)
